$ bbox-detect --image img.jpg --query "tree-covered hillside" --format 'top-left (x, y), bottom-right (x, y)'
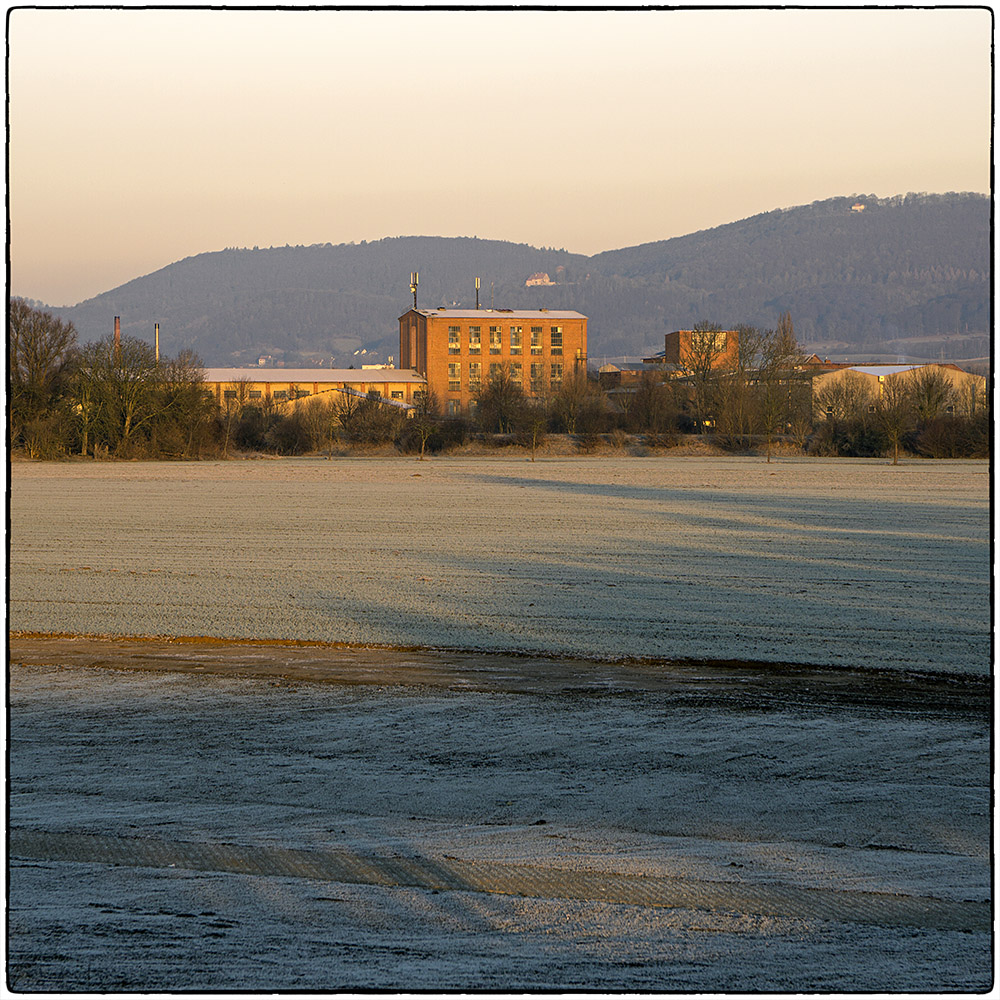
top-left (587, 192), bottom-right (989, 360)
top-left (49, 193), bottom-right (990, 366)
top-left (53, 238), bottom-right (588, 367)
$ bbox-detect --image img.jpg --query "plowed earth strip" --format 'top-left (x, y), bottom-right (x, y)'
top-left (10, 829), bottom-right (987, 933)
top-left (7, 633), bottom-right (989, 716)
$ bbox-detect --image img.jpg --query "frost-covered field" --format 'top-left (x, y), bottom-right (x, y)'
top-left (9, 455), bottom-right (991, 674)
top-left (7, 456), bottom-right (993, 991)
top-left (8, 662), bottom-right (991, 991)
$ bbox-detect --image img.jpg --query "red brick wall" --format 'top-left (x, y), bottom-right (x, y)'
top-left (400, 310), bottom-right (587, 414)
top-left (663, 330), bottom-right (740, 369)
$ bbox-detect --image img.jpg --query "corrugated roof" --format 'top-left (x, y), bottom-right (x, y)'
top-left (402, 308), bottom-right (586, 320)
top-left (844, 364), bottom-right (927, 377)
top-left (204, 368), bottom-right (425, 383)
top-left (600, 362), bottom-right (667, 372)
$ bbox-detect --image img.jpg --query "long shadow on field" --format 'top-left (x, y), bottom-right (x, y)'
top-left (470, 473), bottom-right (986, 539)
top-left (299, 512), bottom-right (989, 676)
top-left (401, 469), bottom-right (989, 671)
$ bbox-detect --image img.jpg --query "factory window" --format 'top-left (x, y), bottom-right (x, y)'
top-left (249, 390), bottom-right (262, 399)
top-left (468, 362), bottom-right (482, 390)
top-left (490, 326), bottom-right (502, 354)
top-left (530, 326), bottom-right (542, 354)
top-left (391, 391), bottom-right (404, 400)
top-left (446, 399), bottom-right (460, 417)
top-left (508, 326), bottom-right (522, 355)
top-left (274, 390), bottom-right (288, 399)
top-left (530, 362), bottom-right (545, 389)
top-left (691, 330), bottom-right (727, 350)
top-left (224, 390), bottom-right (237, 400)
top-left (550, 326), bottom-right (563, 355)
top-left (468, 327), bottom-right (481, 354)
top-left (448, 326), bottom-right (461, 354)
top-left (448, 362), bottom-right (461, 392)
top-left (489, 362), bottom-right (503, 379)
top-left (550, 363), bottom-right (563, 387)
top-left (510, 362), bottom-right (523, 384)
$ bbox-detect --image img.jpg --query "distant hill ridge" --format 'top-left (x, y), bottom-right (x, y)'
top-left (46, 192), bottom-right (990, 366)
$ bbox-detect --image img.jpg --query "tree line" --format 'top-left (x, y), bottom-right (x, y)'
top-left (8, 300), bottom-right (989, 462)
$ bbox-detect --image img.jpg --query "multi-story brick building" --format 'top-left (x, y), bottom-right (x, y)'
top-left (643, 329), bottom-right (740, 369)
top-left (399, 308), bottom-right (588, 416)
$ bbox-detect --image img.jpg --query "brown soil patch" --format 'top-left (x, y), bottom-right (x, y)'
top-left (9, 632), bottom-right (988, 717)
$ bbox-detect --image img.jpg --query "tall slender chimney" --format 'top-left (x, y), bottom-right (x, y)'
top-left (114, 316), bottom-right (121, 349)
top-left (155, 323), bottom-right (160, 363)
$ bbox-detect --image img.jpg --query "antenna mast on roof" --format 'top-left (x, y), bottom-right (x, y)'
top-left (475, 277), bottom-right (480, 310)
top-left (410, 272), bottom-right (419, 309)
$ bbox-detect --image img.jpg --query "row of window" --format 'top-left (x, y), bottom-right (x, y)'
top-left (447, 324), bottom-right (563, 356)
top-left (824, 403), bottom-right (956, 416)
top-left (446, 362), bottom-right (563, 392)
top-left (222, 388), bottom-right (405, 402)
top-left (443, 398), bottom-right (500, 416)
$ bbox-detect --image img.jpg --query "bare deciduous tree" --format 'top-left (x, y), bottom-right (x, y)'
top-left (411, 389), bottom-right (440, 460)
top-left (157, 350), bottom-right (213, 458)
top-left (8, 298), bottom-right (78, 452)
top-left (955, 377), bottom-right (988, 419)
top-left (875, 374), bottom-right (917, 465)
top-left (220, 377), bottom-right (254, 456)
top-left (476, 364), bottom-right (526, 434)
top-left (627, 373), bottom-right (678, 436)
top-left (756, 315), bottom-right (806, 462)
top-left (72, 335), bottom-right (164, 456)
top-left (813, 371), bottom-right (878, 423)
top-left (551, 371), bottom-right (601, 435)
top-left (679, 321), bottom-right (730, 432)
top-left (907, 366), bottom-right (954, 423)
top-left (515, 399), bottom-right (548, 461)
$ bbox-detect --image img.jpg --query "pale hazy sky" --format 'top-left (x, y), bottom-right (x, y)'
top-left (8, 6), bottom-right (992, 306)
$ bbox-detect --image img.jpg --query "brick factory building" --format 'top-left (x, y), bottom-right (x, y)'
top-left (643, 329), bottom-right (740, 368)
top-left (399, 308), bottom-right (588, 416)
top-left (203, 368), bottom-right (426, 410)
top-left (599, 329), bottom-right (742, 391)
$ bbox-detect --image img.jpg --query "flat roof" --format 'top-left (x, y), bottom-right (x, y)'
top-left (402, 308), bottom-right (586, 320)
top-left (204, 367), bottom-right (425, 383)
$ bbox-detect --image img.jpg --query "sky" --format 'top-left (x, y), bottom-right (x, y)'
top-left (8, 7), bottom-right (993, 307)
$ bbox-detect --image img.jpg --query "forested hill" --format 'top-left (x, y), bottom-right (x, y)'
top-left (588, 192), bottom-right (990, 362)
top-left (47, 192), bottom-right (990, 366)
